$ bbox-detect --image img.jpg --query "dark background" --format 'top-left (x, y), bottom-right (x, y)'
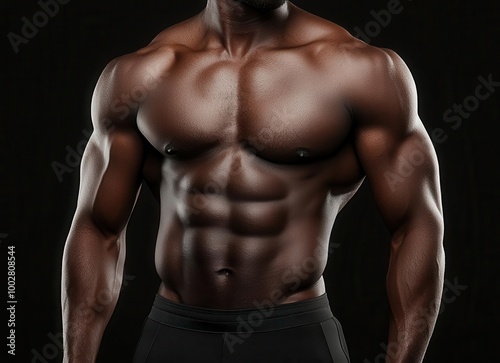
top-left (2, 0), bottom-right (499, 362)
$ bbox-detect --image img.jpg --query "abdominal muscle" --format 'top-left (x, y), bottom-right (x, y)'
top-left (153, 180), bottom-right (340, 309)
top-left (148, 143), bottom-right (361, 309)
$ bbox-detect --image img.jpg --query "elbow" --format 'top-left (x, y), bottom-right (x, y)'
top-left (70, 211), bottom-right (124, 251)
top-left (415, 201), bottom-right (445, 243)
top-left (391, 205), bottom-right (445, 257)
top-left (431, 206), bottom-right (445, 247)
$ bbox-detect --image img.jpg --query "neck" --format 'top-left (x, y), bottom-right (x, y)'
top-left (203, 0), bottom-right (290, 56)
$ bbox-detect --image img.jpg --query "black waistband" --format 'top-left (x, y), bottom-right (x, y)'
top-left (148, 294), bottom-right (333, 333)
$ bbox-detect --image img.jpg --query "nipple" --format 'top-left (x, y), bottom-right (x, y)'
top-left (296, 148), bottom-right (311, 159)
top-left (164, 144), bottom-right (178, 156)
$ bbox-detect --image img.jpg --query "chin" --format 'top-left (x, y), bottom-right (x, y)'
top-left (239, 0), bottom-right (287, 10)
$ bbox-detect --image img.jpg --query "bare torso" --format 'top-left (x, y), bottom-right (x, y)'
top-left (63, 3), bottom-right (444, 360)
top-left (131, 6), bottom-right (367, 308)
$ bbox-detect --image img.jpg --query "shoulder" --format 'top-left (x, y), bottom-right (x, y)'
top-left (285, 6), bottom-right (418, 130)
top-left (90, 50), bottom-right (170, 131)
top-left (344, 44), bottom-right (416, 96)
top-left (95, 44), bottom-right (175, 101)
top-left (327, 40), bottom-right (418, 129)
top-left (289, 5), bottom-right (412, 84)
top-left (296, 10), bottom-right (409, 80)
top-left (91, 17), bottom-right (202, 129)
top-left (95, 17), bottom-right (199, 98)
top-left (347, 45), bottom-right (418, 130)
top-left (93, 13), bottom-right (204, 91)
top-left (289, 7), bottom-right (408, 75)
top-left (300, 15), bottom-right (419, 131)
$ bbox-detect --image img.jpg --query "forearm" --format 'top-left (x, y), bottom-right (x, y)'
top-left (61, 217), bottom-right (126, 363)
top-left (385, 217), bottom-right (445, 363)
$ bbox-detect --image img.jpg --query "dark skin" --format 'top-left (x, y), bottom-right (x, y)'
top-left (61, 0), bottom-right (445, 362)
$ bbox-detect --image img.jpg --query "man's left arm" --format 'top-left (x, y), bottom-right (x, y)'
top-left (352, 48), bottom-right (445, 362)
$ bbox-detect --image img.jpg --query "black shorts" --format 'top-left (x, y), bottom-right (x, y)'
top-left (133, 294), bottom-right (350, 363)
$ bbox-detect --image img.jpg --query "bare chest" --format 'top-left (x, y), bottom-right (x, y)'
top-left (137, 50), bottom-right (352, 164)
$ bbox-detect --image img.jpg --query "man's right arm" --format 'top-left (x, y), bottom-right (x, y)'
top-left (61, 58), bottom-right (145, 363)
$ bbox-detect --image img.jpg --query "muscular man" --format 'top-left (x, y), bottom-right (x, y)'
top-left (61, 0), bottom-right (445, 362)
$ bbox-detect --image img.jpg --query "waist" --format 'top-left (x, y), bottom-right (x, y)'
top-left (148, 293), bottom-right (334, 333)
